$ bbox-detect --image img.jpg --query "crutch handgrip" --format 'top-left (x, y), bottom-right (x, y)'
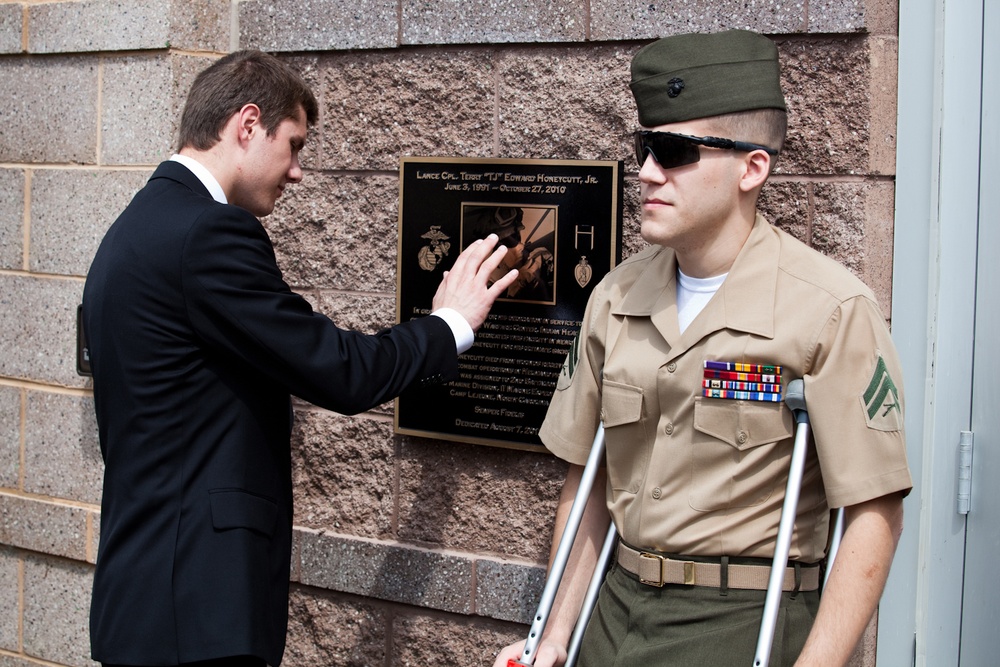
top-left (784, 379), bottom-right (806, 417)
top-left (511, 424), bottom-right (607, 667)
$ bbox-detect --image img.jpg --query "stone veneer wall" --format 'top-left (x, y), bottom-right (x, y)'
top-left (0, 1), bottom-right (898, 666)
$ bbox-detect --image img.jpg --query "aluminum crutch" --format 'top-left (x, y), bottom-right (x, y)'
top-left (823, 507), bottom-right (845, 589)
top-left (509, 424), bottom-right (608, 667)
top-left (752, 378), bottom-right (810, 667)
top-left (564, 522), bottom-right (617, 667)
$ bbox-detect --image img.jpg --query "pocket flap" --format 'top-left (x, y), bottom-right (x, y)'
top-left (694, 398), bottom-right (792, 451)
top-left (601, 380), bottom-right (644, 427)
top-left (209, 489), bottom-right (278, 537)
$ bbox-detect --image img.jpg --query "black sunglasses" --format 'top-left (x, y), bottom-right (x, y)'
top-left (633, 130), bottom-right (779, 169)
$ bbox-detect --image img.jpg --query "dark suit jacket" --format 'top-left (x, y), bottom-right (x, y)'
top-left (83, 161), bottom-right (457, 666)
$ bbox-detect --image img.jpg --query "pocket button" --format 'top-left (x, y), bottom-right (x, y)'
top-left (737, 430), bottom-right (748, 445)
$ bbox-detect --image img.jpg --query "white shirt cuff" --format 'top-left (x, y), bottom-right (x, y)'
top-left (431, 307), bottom-right (474, 354)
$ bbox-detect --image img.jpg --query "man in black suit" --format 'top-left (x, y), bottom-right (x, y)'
top-left (83, 50), bottom-right (517, 667)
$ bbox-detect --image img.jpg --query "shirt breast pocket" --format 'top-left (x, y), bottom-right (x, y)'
top-left (602, 379), bottom-right (648, 494)
top-left (689, 398), bottom-right (794, 512)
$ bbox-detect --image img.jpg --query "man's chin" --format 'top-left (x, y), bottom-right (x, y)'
top-left (639, 219), bottom-right (672, 246)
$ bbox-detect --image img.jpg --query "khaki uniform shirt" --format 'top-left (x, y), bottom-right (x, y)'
top-left (540, 215), bottom-right (912, 562)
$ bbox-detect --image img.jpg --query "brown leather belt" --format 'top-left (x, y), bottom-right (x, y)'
top-left (616, 542), bottom-right (820, 592)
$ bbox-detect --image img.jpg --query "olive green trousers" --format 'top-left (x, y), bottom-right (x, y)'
top-left (579, 563), bottom-right (820, 667)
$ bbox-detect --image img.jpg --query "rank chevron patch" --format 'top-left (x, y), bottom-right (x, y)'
top-left (556, 331), bottom-right (581, 390)
top-left (861, 354), bottom-right (903, 431)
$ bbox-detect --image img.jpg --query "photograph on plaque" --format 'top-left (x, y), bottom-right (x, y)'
top-left (461, 204), bottom-right (557, 304)
top-left (395, 157), bottom-right (623, 451)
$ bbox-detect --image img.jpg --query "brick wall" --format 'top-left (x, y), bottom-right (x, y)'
top-left (0, 1), bottom-right (898, 666)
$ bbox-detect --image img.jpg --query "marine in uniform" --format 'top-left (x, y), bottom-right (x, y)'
top-left (495, 29), bottom-right (911, 667)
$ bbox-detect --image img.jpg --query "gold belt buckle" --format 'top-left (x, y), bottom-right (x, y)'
top-left (638, 552), bottom-right (666, 587)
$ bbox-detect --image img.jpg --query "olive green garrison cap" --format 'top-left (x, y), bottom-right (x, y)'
top-left (630, 29), bottom-right (786, 127)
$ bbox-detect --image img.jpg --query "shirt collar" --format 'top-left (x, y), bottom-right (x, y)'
top-left (612, 213), bottom-right (779, 341)
top-left (170, 154), bottom-right (228, 204)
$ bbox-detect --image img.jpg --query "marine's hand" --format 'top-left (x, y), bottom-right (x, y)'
top-left (492, 639), bottom-right (567, 667)
top-left (432, 233), bottom-right (518, 332)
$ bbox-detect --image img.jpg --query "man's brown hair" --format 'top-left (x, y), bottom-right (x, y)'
top-left (178, 50), bottom-right (319, 151)
top-left (707, 108), bottom-right (788, 154)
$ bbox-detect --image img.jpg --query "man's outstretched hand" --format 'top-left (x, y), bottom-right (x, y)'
top-left (432, 233), bottom-right (518, 332)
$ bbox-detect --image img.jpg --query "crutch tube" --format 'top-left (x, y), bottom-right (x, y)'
top-left (564, 521), bottom-right (616, 667)
top-left (509, 424), bottom-right (606, 667)
top-left (753, 378), bottom-right (809, 667)
top-left (823, 507), bottom-right (845, 589)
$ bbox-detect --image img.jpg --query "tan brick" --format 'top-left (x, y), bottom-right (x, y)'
top-left (298, 529), bottom-right (475, 614)
top-left (476, 557), bottom-right (545, 624)
top-left (239, 0), bottom-right (397, 52)
top-left (22, 554), bottom-right (96, 667)
top-left (282, 55), bottom-right (322, 172)
top-left (313, 292), bottom-right (396, 335)
top-left (264, 172), bottom-right (401, 292)
top-left (0, 387), bottom-right (19, 490)
top-left (860, 182), bottom-right (896, 319)
top-left (0, 57), bottom-right (98, 164)
top-left (28, 0), bottom-right (228, 54)
top-left (401, 0), bottom-right (586, 45)
top-left (0, 168), bottom-right (24, 271)
top-left (24, 391), bottom-right (102, 506)
top-left (809, 0), bottom-right (866, 33)
top-left (0, 4), bottom-right (20, 54)
top-left (810, 182), bottom-right (866, 276)
top-left (30, 169), bottom-right (151, 277)
top-left (868, 36), bottom-right (899, 176)
top-left (396, 435), bottom-right (563, 560)
top-left (620, 178), bottom-right (646, 260)
top-left (291, 411), bottom-right (394, 537)
top-left (813, 181), bottom-right (895, 317)
top-left (497, 45), bottom-right (637, 161)
top-left (290, 292), bottom-right (398, 420)
top-left (89, 513), bottom-right (100, 565)
top-left (859, 0), bottom-right (899, 35)
top-left (0, 276), bottom-right (86, 388)
top-left (847, 612), bottom-right (878, 666)
top-left (591, 0), bottom-right (807, 41)
top-left (759, 180), bottom-right (812, 244)
top-left (0, 657), bottom-right (44, 667)
top-left (315, 49), bottom-right (496, 170)
top-left (101, 54), bottom-right (206, 165)
top-left (284, 585), bottom-right (387, 667)
top-left (777, 36), bottom-right (874, 176)
top-left (391, 613), bottom-right (526, 666)
top-left (0, 546), bottom-right (18, 652)
top-left (0, 493), bottom-right (91, 562)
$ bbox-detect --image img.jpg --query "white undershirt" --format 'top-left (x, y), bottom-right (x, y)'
top-left (677, 269), bottom-right (727, 333)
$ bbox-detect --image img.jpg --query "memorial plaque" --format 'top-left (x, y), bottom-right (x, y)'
top-left (395, 157), bottom-right (623, 451)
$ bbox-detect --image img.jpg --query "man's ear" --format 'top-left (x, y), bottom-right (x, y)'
top-left (236, 104), bottom-right (262, 143)
top-left (738, 149), bottom-right (772, 194)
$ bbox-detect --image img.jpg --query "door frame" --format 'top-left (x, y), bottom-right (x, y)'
top-left (878, 0), bottom-right (986, 664)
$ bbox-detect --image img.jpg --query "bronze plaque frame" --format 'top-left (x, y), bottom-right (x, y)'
top-left (394, 157), bottom-right (623, 451)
